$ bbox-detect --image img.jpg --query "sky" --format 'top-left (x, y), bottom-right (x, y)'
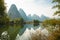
top-left (5, 0), bottom-right (57, 17)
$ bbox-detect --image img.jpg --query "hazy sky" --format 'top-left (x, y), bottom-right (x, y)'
top-left (5, 0), bottom-right (57, 17)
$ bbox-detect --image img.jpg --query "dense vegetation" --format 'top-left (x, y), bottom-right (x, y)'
top-left (42, 19), bottom-right (60, 32)
top-left (33, 20), bottom-right (40, 26)
top-left (0, 0), bottom-right (9, 38)
top-left (42, 19), bottom-right (60, 27)
top-left (42, 0), bottom-right (60, 40)
top-left (47, 30), bottom-right (60, 40)
top-left (52, 0), bottom-right (60, 16)
top-left (47, 0), bottom-right (60, 40)
top-left (0, 0), bottom-right (24, 40)
top-left (0, 0), bottom-right (9, 25)
top-left (0, 0), bottom-right (60, 40)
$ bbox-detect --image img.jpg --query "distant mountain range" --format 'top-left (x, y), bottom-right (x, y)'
top-left (19, 8), bottom-right (27, 21)
top-left (40, 15), bottom-right (48, 21)
top-left (8, 4), bottom-right (21, 20)
top-left (27, 14), bottom-right (48, 21)
top-left (8, 4), bottom-right (49, 21)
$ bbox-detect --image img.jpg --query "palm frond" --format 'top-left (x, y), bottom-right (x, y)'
top-left (52, 5), bottom-right (60, 9)
top-left (52, 0), bottom-right (60, 3)
top-left (54, 11), bottom-right (60, 16)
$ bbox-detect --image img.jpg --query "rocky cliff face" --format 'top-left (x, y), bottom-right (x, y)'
top-left (19, 9), bottom-right (27, 21)
top-left (8, 4), bottom-right (22, 19)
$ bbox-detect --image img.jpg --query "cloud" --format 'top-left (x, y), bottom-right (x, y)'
top-left (5, 0), bottom-right (56, 17)
top-left (34, 0), bottom-right (53, 6)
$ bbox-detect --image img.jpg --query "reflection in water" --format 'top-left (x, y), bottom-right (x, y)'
top-left (0, 24), bottom-right (23, 40)
top-left (19, 24), bottom-right (41, 35)
top-left (0, 24), bottom-right (49, 40)
top-left (16, 24), bottom-right (49, 40)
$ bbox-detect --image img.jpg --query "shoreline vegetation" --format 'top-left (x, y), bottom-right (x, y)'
top-left (0, 0), bottom-right (60, 40)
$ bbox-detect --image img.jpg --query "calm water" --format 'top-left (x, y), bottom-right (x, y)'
top-left (0, 24), bottom-right (42, 40)
top-left (19, 24), bottom-right (41, 35)
top-left (16, 24), bottom-right (48, 40)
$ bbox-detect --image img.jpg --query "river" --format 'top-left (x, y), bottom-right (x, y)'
top-left (16, 24), bottom-right (49, 40)
top-left (0, 24), bottom-right (49, 40)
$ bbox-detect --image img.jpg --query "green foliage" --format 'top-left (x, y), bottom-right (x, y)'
top-left (33, 20), bottom-right (40, 26)
top-left (7, 25), bottom-right (22, 40)
top-left (47, 30), bottom-right (60, 40)
top-left (52, 0), bottom-right (60, 16)
top-left (0, 0), bottom-right (9, 25)
top-left (0, 0), bottom-right (25, 40)
top-left (9, 18), bottom-right (24, 25)
top-left (54, 11), bottom-right (60, 16)
top-left (20, 18), bottom-right (24, 24)
top-left (14, 18), bottom-right (21, 24)
top-left (52, 0), bottom-right (60, 3)
top-left (42, 19), bottom-right (60, 27)
top-left (42, 19), bottom-right (60, 32)
top-left (0, 0), bottom-right (6, 15)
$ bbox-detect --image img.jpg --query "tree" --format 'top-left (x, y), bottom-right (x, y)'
top-left (43, 19), bottom-right (60, 26)
top-left (52, 0), bottom-right (60, 16)
top-left (0, 0), bottom-right (9, 38)
top-left (42, 19), bottom-right (60, 32)
top-left (0, 0), bottom-right (9, 25)
top-left (33, 20), bottom-right (40, 26)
